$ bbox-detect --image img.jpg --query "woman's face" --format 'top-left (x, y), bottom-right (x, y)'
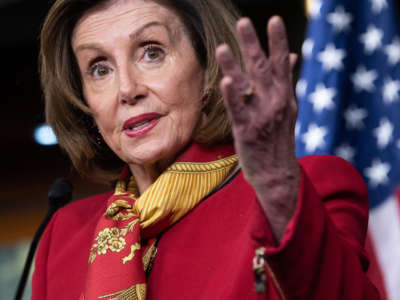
top-left (72, 0), bottom-right (205, 170)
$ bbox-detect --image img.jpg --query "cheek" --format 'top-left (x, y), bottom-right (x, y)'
top-left (170, 100), bottom-right (202, 142)
top-left (166, 78), bottom-right (203, 121)
top-left (149, 52), bottom-right (205, 104)
top-left (161, 72), bottom-right (204, 137)
top-left (84, 84), bottom-right (119, 128)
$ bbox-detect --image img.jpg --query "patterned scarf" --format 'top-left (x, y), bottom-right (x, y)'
top-left (82, 145), bottom-right (238, 300)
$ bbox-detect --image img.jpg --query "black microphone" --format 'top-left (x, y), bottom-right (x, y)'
top-left (14, 178), bottom-right (73, 300)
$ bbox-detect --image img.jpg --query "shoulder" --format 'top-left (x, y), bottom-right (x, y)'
top-left (57, 190), bottom-right (113, 220)
top-left (298, 154), bottom-right (362, 179)
top-left (42, 190), bottom-right (113, 264)
top-left (297, 155), bottom-right (368, 200)
top-left (32, 191), bottom-right (113, 299)
top-left (46, 190), bottom-right (113, 239)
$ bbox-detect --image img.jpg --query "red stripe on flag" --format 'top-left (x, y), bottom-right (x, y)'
top-left (397, 188), bottom-right (400, 215)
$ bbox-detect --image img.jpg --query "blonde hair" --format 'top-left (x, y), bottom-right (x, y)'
top-left (40, 0), bottom-right (243, 182)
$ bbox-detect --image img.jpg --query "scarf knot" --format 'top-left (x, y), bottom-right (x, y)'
top-left (106, 194), bottom-right (139, 221)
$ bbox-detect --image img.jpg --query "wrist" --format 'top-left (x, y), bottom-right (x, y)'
top-left (249, 165), bottom-right (300, 241)
top-left (248, 163), bottom-right (300, 194)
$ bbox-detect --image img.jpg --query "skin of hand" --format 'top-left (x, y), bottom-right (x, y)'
top-left (216, 16), bottom-right (300, 242)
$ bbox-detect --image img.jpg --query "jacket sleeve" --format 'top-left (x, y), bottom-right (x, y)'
top-left (31, 211), bottom-right (59, 300)
top-left (261, 155), bottom-right (380, 299)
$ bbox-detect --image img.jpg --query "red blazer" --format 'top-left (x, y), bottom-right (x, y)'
top-left (31, 153), bottom-right (380, 299)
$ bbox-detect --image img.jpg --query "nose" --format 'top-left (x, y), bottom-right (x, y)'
top-left (118, 65), bottom-right (147, 105)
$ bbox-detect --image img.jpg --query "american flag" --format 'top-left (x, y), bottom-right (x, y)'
top-left (295, 0), bottom-right (400, 299)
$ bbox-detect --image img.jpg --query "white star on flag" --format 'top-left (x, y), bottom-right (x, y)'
top-left (309, 0), bottom-right (322, 18)
top-left (327, 6), bottom-right (353, 33)
top-left (374, 118), bottom-right (394, 149)
top-left (302, 124), bottom-right (327, 153)
top-left (302, 39), bottom-right (314, 58)
top-left (344, 106), bottom-right (368, 130)
top-left (384, 37), bottom-right (400, 65)
top-left (382, 77), bottom-right (400, 103)
top-left (335, 144), bottom-right (355, 162)
top-left (295, 122), bottom-right (301, 138)
top-left (309, 83), bottom-right (336, 112)
top-left (364, 159), bottom-right (391, 188)
top-left (370, 0), bottom-right (388, 14)
top-left (317, 43), bottom-right (346, 71)
top-left (296, 79), bottom-right (307, 98)
top-left (351, 65), bottom-right (378, 92)
top-left (360, 25), bottom-right (384, 54)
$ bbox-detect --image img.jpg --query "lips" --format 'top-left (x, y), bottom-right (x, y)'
top-left (123, 112), bottom-right (162, 138)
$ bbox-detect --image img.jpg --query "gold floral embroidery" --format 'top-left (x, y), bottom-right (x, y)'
top-left (96, 228), bottom-right (112, 244)
top-left (120, 219), bottom-right (139, 236)
top-left (109, 227), bottom-right (120, 237)
top-left (90, 228), bottom-right (124, 263)
top-left (142, 241), bottom-right (157, 271)
top-left (94, 243), bottom-right (108, 255)
top-left (106, 199), bottom-right (139, 221)
top-left (98, 283), bottom-right (146, 300)
top-left (109, 237), bottom-right (126, 252)
top-left (89, 219), bottom-right (140, 263)
top-left (122, 243), bottom-right (141, 264)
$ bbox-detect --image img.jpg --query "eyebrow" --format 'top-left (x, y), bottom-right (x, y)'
top-left (129, 21), bottom-right (172, 41)
top-left (74, 21), bottom-right (173, 54)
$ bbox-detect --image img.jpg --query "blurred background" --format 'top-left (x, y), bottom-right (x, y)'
top-left (0, 0), bottom-right (307, 299)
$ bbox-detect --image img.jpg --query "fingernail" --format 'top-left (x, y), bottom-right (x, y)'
top-left (240, 18), bottom-right (253, 34)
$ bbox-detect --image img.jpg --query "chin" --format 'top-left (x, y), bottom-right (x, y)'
top-left (123, 140), bottom-right (178, 167)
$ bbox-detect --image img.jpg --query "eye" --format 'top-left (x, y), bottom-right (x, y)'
top-left (143, 45), bottom-right (164, 62)
top-left (89, 63), bottom-right (111, 78)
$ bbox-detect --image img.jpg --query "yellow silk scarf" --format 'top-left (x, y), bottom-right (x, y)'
top-left (83, 153), bottom-right (238, 300)
top-left (125, 154), bottom-right (238, 230)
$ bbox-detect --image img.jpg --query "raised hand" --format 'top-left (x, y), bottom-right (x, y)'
top-left (216, 16), bottom-right (300, 241)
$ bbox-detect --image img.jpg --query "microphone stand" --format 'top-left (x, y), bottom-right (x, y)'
top-left (14, 178), bottom-right (73, 300)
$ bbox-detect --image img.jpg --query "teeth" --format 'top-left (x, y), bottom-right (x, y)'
top-left (129, 120), bottom-right (150, 130)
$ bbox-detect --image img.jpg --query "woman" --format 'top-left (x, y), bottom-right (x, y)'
top-left (32, 0), bottom-right (380, 299)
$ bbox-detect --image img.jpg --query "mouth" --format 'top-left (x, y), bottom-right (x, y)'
top-left (123, 112), bottom-right (162, 138)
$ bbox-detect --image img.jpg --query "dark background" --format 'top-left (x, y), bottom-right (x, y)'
top-left (0, 0), bottom-right (307, 243)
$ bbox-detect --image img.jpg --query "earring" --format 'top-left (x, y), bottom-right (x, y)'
top-left (95, 129), bottom-right (103, 145)
top-left (85, 116), bottom-right (103, 146)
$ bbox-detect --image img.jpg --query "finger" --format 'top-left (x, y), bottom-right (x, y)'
top-left (219, 76), bottom-right (248, 125)
top-left (216, 44), bottom-right (253, 96)
top-left (236, 18), bottom-right (272, 85)
top-left (216, 44), bottom-right (246, 83)
top-left (267, 16), bottom-right (290, 80)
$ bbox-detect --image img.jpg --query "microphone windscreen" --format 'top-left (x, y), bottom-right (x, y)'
top-left (14, 178), bottom-right (74, 300)
top-left (47, 178), bottom-right (73, 212)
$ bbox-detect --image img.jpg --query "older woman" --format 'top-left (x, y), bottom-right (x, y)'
top-left (32, 0), bottom-right (380, 299)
